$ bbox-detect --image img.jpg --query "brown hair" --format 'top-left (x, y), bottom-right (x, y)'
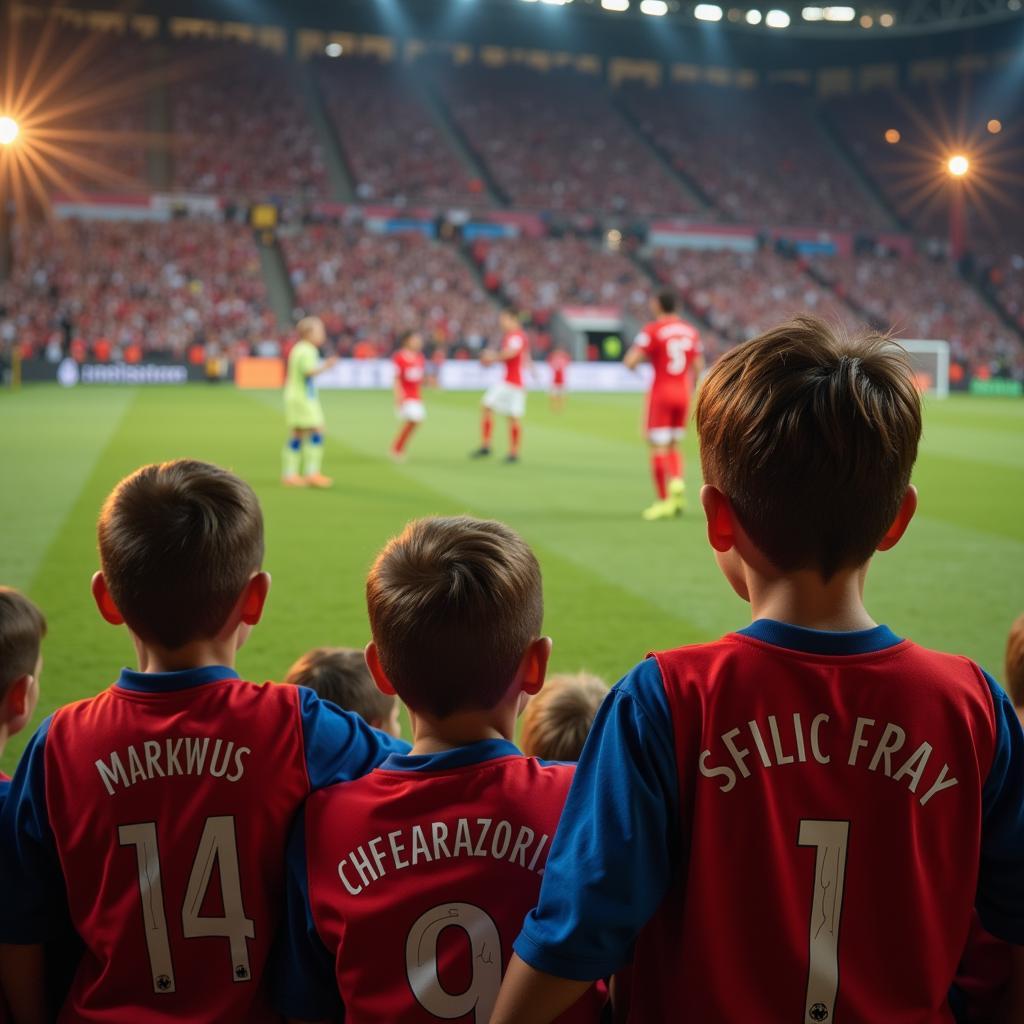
top-left (521, 672), bottom-right (607, 762)
top-left (697, 316), bottom-right (922, 579)
top-left (0, 588), bottom-right (47, 695)
top-left (98, 460), bottom-right (264, 650)
top-left (1006, 613), bottom-right (1024, 710)
top-left (366, 516), bottom-right (543, 718)
top-left (284, 647), bottom-right (395, 726)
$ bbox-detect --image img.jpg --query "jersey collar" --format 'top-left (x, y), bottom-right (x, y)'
top-left (737, 619), bottom-right (903, 656)
top-left (380, 738), bottom-right (521, 773)
top-left (116, 665), bottom-right (239, 693)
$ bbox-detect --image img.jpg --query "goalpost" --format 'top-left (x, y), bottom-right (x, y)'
top-left (899, 340), bottom-right (951, 399)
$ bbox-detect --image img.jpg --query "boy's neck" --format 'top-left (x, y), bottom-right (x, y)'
top-left (409, 707), bottom-right (517, 756)
top-left (747, 567), bottom-right (877, 633)
top-left (132, 636), bottom-right (238, 675)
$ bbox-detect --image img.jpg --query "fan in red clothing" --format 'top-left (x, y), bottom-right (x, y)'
top-left (548, 348), bottom-right (571, 413)
top-left (472, 309), bottom-right (530, 465)
top-left (390, 331), bottom-right (433, 462)
top-left (624, 291), bottom-right (704, 521)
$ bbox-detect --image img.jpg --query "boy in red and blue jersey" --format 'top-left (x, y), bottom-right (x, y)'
top-left (491, 317), bottom-right (1024, 1023)
top-left (272, 516), bottom-right (603, 1024)
top-left (0, 460), bottom-right (407, 1024)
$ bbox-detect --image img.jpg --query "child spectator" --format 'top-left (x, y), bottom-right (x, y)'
top-left (0, 459), bottom-right (406, 1024)
top-left (285, 647), bottom-right (402, 737)
top-left (520, 673), bottom-right (607, 762)
top-left (272, 516), bottom-right (603, 1022)
top-left (490, 317), bottom-right (1024, 1023)
top-left (0, 588), bottom-right (45, 790)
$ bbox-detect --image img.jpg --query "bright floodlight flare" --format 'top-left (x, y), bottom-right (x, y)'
top-left (765, 8), bottom-right (790, 25)
top-left (601, 0), bottom-right (630, 9)
top-left (0, 116), bottom-right (19, 146)
top-left (324, 42), bottom-right (343, 57)
top-left (988, 119), bottom-right (1002, 134)
top-left (885, 128), bottom-right (901, 144)
top-left (641, 0), bottom-right (669, 13)
top-left (823, 5), bottom-right (856, 19)
top-left (947, 154), bottom-right (969, 177)
top-left (695, 3), bottom-right (724, 18)
top-left (746, 8), bottom-right (763, 21)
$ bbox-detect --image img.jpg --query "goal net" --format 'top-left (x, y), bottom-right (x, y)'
top-left (898, 340), bottom-right (950, 399)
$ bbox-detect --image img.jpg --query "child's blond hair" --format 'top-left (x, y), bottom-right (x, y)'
top-left (521, 672), bottom-right (607, 762)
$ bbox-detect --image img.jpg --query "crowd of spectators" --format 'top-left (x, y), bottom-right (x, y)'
top-left (316, 57), bottom-right (487, 208)
top-left (812, 249), bottom-right (1024, 379)
top-left (281, 225), bottom-right (498, 355)
top-left (646, 244), bottom-right (840, 347)
top-left (0, 218), bottom-right (275, 363)
top-left (979, 245), bottom-right (1024, 337)
top-left (169, 41), bottom-right (327, 199)
top-left (623, 85), bottom-right (890, 231)
top-left (440, 68), bottom-right (695, 217)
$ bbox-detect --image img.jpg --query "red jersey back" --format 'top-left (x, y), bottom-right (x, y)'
top-left (0, 667), bottom-right (406, 1024)
top-left (275, 740), bottom-right (604, 1023)
top-left (549, 352), bottom-right (570, 387)
top-left (394, 349), bottom-right (426, 401)
top-left (635, 631), bottom-right (999, 1022)
top-left (502, 331), bottom-right (527, 387)
top-left (634, 316), bottom-right (701, 394)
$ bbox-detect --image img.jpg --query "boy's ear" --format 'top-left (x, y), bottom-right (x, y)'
top-left (519, 637), bottom-right (552, 697)
top-left (4, 673), bottom-right (32, 720)
top-left (91, 572), bottom-right (125, 626)
top-left (876, 486), bottom-right (918, 552)
top-left (364, 642), bottom-right (397, 697)
top-left (240, 572), bottom-right (271, 626)
top-left (700, 485), bottom-right (736, 554)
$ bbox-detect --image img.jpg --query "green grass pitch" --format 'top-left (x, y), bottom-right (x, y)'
top-left (1, 384), bottom-right (1022, 771)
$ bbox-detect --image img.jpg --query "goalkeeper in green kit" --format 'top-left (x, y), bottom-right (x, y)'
top-left (282, 316), bottom-right (338, 488)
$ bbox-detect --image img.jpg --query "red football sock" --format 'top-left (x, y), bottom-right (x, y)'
top-left (651, 452), bottom-right (669, 500)
top-left (510, 420), bottom-right (521, 456)
top-left (481, 410), bottom-right (494, 447)
top-left (667, 447), bottom-right (682, 481)
top-left (393, 422), bottom-right (416, 454)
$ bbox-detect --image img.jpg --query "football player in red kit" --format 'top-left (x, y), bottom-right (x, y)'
top-left (548, 349), bottom-right (571, 413)
top-left (391, 330), bottom-right (430, 462)
top-left (473, 310), bottom-right (530, 464)
top-left (491, 318), bottom-right (1024, 1024)
top-left (0, 461), bottom-right (407, 1024)
top-left (272, 517), bottom-right (604, 1024)
top-left (624, 291), bottom-right (703, 521)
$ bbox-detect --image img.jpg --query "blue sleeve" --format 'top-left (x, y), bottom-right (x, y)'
top-left (271, 807), bottom-right (344, 1020)
top-left (298, 687), bottom-right (410, 791)
top-left (0, 717), bottom-right (67, 944)
top-left (977, 671), bottom-right (1024, 944)
top-left (513, 658), bottom-right (679, 980)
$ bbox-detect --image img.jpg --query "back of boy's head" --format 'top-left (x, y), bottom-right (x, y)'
top-left (0, 587), bottom-right (47, 696)
top-left (366, 516), bottom-right (543, 718)
top-left (1006, 613), bottom-right (1024, 711)
top-left (285, 647), bottom-right (395, 725)
top-left (98, 460), bottom-right (264, 650)
top-left (697, 316), bottom-right (922, 579)
top-left (520, 672), bottom-right (607, 762)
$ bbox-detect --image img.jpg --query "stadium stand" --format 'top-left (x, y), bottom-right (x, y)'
top-left (281, 225), bottom-right (497, 353)
top-left (622, 84), bottom-right (891, 230)
top-left (316, 57), bottom-right (487, 207)
top-left (438, 67), bottom-right (697, 216)
top-left (169, 41), bottom-right (327, 198)
top-left (0, 219), bottom-right (274, 360)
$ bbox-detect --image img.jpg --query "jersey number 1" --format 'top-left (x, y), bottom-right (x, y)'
top-left (119, 816), bottom-right (255, 994)
top-left (798, 820), bottom-right (850, 1023)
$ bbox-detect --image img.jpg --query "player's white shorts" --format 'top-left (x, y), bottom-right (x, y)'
top-left (648, 427), bottom-right (686, 445)
top-left (398, 399), bottom-right (426, 423)
top-left (482, 382), bottom-right (526, 419)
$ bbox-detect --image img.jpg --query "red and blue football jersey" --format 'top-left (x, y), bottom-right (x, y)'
top-left (515, 621), bottom-right (1024, 1022)
top-left (274, 738), bottom-right (605, 1023)
top-left (0, 666), bottom-right (408, 1023)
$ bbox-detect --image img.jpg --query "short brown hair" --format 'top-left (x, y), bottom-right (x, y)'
top-left (697, 316), bottom-right (922, 579)
top-left (521, 672), bottom-right (607, 762)
top-left (1006, 614), bottom-right (1024, 710)
top-left (98, 460), bottom-right (264, 650)
top-left (284, 647), bottom-right (395, 726)
top-left (366, 516), bottom-right (543, 718)
top-left (0, 588), bottom-right (47, 695)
